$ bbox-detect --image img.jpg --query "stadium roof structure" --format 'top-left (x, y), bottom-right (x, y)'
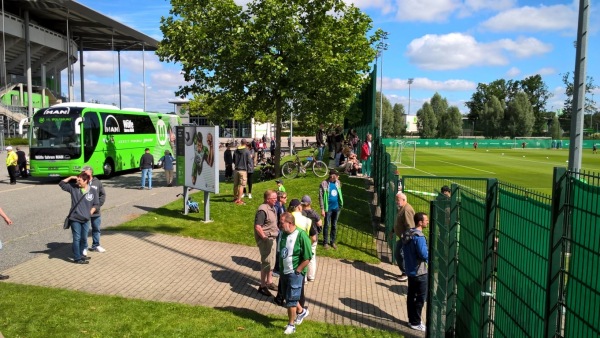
top-left (4, 0), bottom-right (158, 52)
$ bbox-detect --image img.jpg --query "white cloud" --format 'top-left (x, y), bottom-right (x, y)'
top-left (480, 4), bottom-right (577, 32)
top-left (383, 77), bottom-right (476, 91)
top-left (535, 67), bottom-right (556, 76)
top-left (406, 33), bottom-right (552, 70)
top-left (395, 0), bottom-right (460, 22)
top-left (345, 0), bottom-right (395, 15)
top-left (462, 0), bottom-right (515, 12)
top-left (506, 67), bottom-right (520, 77)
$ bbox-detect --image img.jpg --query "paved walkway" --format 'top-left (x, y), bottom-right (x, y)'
top-left (3, 229), bottom-right (423, 337)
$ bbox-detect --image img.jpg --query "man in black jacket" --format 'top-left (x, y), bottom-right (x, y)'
top-left (232, 139), bottom-right (252, 205)
top-left (139, 148), bottom-right (154, 190)
top-left (316, 124), bottom-right (325, 161)
top-left (15, 147), bottom-right (27, 178)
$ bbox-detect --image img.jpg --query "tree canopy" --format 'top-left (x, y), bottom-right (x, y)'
top-left (157, 0), bottom-right (380, 172)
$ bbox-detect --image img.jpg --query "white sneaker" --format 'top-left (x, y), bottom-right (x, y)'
top-left (272, 271), bottom-right (280, 278)
top-left (242, 193), bottom-right (246, 198)
top-left (294, 308), bottom-right (309, 325)
top-left (248, 193), bottom-right (252, 199)
top-left (95, 246), bottom-right (106, 253)
top-left (283, 324), bottom-right (296, 335)
top-left (82, 248), bottom-right (88, 256)
top-left (409, 323), bottom-right (426, 332)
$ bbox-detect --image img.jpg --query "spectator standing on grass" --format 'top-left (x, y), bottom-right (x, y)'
top-left (360, 133), bottom-right (372, 177)
top-left (301, 195), bottom-right (321, 282)
top-left (16, 147), bottom-right (27, 178)
top-left (233, 139), bottom-right (251, 205)
top-left (82, 166), bottom-right (106, 254)
top-left (5, 146), bottom-right (17, 185)
top-left (139, 148), bottom-right (154, 190)
top-left (394, 192), bottom-right (414, 282)
top-left (276, 179), bottom-right (286, 192)
top-left (593, 144), bottom-right (597, 154)
top-left (224, 143), bottom-right (233, 181)
top-left (254, 190), bottom-right (279, 297)
top-left (60, 172), bottom-right (99, 264)
top-left (278, 212), bottom-right (312, 335)
top-left (0, 206), bottom-right (14, 280)
top-left (243, 143), bottom-right (255, 199)
top-left (270, 137), bottom-right (276, 156)
top-left (403, 212), bottom-right (429, 332)
top-left (318, 169), bottom-right (343, 250)
top-left (158, 150), bottom-right (175, 187)
top-left (316, 124), bottom-right (325, 161)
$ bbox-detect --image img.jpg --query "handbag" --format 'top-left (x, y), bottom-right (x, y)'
top-left (64, 193), bottom-right (87, 229)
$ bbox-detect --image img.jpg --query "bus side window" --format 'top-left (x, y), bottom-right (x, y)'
top-left (83, 112), bottom-right (100, 162)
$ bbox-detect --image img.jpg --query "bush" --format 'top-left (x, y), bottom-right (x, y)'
top-left (4, 137), bottom-right (28, 146)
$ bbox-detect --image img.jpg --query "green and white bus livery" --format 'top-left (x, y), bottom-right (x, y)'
top-left (27, 103), bottom-right (180, 177)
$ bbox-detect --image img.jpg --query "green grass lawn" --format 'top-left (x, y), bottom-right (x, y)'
top-left (393, 147), bottom-right (600, 195)
top-left (0, 283), bottom-right (397, 338)
top-left (113, 152), bottom-right (379, 264)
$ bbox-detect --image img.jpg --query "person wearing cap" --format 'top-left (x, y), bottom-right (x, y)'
top-left (233, 139), bottom-right (252, 205)
top-left (301, 195), bottom-right (322, 281)
top-left (82, 165), bottom-right (106, 253)
top-left (158, 150), bottom-right (175, 187)
top-left (318, 169), bottom-right (343, 250)
top-left (276, 179), bottom-right (286, 192)
top-left (5, 146), bottom-right (18, 185)
top-left (15, 147), bottom-right (27, 178)
top-left (139, 148), bottom-right (154, 190)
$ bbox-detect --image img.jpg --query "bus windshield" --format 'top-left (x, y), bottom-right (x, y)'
top-left (30, 113), bottom-right (82, 159)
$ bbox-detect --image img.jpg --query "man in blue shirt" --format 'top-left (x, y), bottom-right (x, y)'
top-left (402, 212), bottom-right (429, 332)
top-left (318, 169), bottom-right (343, 250)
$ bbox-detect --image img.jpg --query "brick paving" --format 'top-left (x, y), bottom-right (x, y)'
top-left (2, 230), bottom-right (424, 337)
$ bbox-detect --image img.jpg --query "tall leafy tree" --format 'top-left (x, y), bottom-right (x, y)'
top-left (549, 113), bottom-right (563, 140)
top-left (561, 72), bottom-right (597, 121)
top-left (157, 0), bottom-right (380, 174)
top-left (479, 96), bottom-right (505, 138)
top-left (443, 106), bottom-right (463, 138)
top-left (506, 92), bottom-right (535, 137)
top-left (417, 102), bottom-right (437, 138)
top-left (375, 92), bottom-right (395, 137)
top-left (519, 75), bottom-right (552, 135)
top-left (392, 103), bottom-right (406, 137)
top-left (430, 93), bottom-right (449, 137)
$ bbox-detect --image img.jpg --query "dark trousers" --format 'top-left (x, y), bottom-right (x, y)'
top-left (7, 165), bottom-right (17, 184)
top-left (18, 162), bottom-right (28, 177)
top-left (243, 172), bottom-right (253, 194)
top-left (225, 164), bottom-right (233, 179)
top-left (407, 274), bottom-right (428, 325)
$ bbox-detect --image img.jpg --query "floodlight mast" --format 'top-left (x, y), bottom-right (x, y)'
top-left (568, 0), bottom-right (590, 171)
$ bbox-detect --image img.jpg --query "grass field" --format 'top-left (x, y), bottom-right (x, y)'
top-left (390, 147), bottom-right (600, 195)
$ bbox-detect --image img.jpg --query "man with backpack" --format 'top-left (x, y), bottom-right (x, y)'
top-left (402, 212), bottom-right (429, 332)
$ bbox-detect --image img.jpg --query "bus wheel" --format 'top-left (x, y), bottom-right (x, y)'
top-left (103, 159), bottom-right (114, 178)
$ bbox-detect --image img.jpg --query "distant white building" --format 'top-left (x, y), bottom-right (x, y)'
top-left (406, 115), bottom-right (419, 133)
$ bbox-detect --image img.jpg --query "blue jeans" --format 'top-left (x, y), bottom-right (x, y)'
top-left (323, 208), bottom-right (341, 245)
top-left (407, 274), bottom-right (428, 325)
top-left (89, 216), bottom-right (101, 249)
top-left (394, 238), bottom-right (406, 273)
top-left (70, 220), bottom-right (89, 261)
top-left (317, 145), bottom-right (325, 161)
top-left (141, 168), bottom-right (153, 188)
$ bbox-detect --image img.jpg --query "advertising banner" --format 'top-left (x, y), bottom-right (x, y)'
top-left (176, 126), bottom-right (219, 193)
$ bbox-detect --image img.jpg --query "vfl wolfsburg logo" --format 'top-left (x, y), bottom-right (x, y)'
top-left (156, 119), bottom-right (169, 146)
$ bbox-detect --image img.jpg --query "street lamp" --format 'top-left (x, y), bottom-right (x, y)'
top-left (377, 32), bottom-right (389, 138)
top-left (407, 78), bottom-right (414, 116)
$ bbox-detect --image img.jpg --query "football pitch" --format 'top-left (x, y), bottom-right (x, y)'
top-left (391, 147), bottom-right (600, 195)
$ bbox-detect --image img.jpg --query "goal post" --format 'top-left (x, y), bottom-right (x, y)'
top-left (513, 137), bottom-right (552, 149)
top-left (390, 140), bottom-right (416, 168)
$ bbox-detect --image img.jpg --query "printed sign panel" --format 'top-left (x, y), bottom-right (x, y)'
top-left (176, 126), bottom-right (219, 193)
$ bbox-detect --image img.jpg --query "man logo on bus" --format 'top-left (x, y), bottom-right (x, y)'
top-left (156, 119), bottom-right (169, 146)
top-left (104, 115), bottom-right (120, 133)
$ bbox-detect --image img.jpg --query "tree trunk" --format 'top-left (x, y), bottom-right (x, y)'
top-left (274, 93), bottom-right (282, 178)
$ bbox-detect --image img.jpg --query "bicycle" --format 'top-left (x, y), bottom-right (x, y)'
top-left (281, 150), bottom-right (328, 179)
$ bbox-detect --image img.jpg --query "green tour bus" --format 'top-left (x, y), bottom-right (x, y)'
top-left (26, 102), bottom-right (180, 177)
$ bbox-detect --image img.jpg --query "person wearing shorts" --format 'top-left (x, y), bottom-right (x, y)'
top-left (278, 212), bottom-right (313, 335)
top-left (254, 190), bottom-right (279, 297)
top-left (233, 139), bottom-right (252, 205)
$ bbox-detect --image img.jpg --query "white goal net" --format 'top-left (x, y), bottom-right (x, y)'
top-left (513, 137), bottom-right (552, 149)
top-left (390, 140), bottom-right (416, 168)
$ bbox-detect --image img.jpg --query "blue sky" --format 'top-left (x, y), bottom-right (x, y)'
top-left (70, 0), bottom-right (598, 115)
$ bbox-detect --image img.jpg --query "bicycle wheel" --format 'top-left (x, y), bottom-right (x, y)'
top-left (281, 161), bottom-right (299, 179)
top-left (312, 160), bottom-right (328, 177)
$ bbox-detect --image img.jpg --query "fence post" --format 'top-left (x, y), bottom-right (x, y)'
top-left (481, 178), bottom-right (498, 337)
top-left (544, 167), bottom-right (567, 338)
